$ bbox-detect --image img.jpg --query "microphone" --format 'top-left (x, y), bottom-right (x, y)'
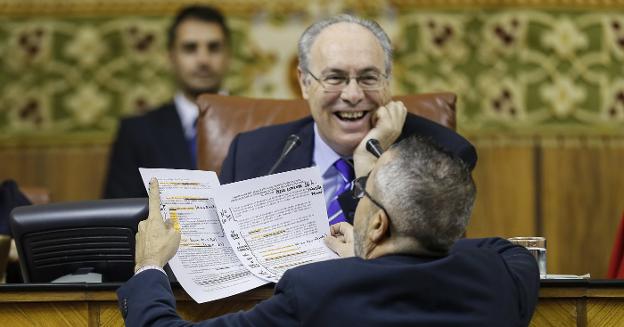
top-left (267, 134), bottom-right (301, 175)
top-left (365, 139), bottom-right (384, 158)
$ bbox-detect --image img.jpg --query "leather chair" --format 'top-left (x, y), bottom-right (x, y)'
top-left (195, 93), bottom-right (457, 173)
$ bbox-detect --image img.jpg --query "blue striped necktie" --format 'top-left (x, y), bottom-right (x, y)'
top-left (327, 158), bottom-right (354, 225)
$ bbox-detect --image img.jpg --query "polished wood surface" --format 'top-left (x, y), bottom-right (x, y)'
top-left (1, 135), bottom-right (624, 278)
top-left (0, 283), bottom-right (273, 327)
top-left (0, 281), bottom-right (623, 326)
top-left (541, 141), bottom-right (624, 276)
top-left (0, 138), bottom-right (110, 202)
top-left (532, 281), bottom-right (624, 327)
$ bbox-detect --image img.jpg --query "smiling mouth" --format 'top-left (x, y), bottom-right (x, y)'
top-left (335, 111), bottom-right (367, 121)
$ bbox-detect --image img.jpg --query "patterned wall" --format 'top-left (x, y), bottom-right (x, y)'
top-left (2, 0), bottom-right (624, 139)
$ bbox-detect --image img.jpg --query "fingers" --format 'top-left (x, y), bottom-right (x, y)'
top-left (324, 235), bottom-right (344, 253)
top-left (330, 223), bottom-right (341, 236)
top-left (324, 232), bottom-right (354, 257)
top-left (148, 178), bottom-right (161, 220)
top-left (332, 222), bottom-right (353, 238)
top-left (164, 218), bottom-right (178, 232)
top-left (377, 101), bottom-right (407, 125)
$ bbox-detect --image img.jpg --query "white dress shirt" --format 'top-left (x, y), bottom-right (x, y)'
top-left (312, 124), bottom-right (351, 210)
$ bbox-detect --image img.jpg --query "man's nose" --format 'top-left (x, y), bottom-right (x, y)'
top-left (340, 78), bottom-right (364, 105)
top-left (196, 47), bottom-right (212, 65)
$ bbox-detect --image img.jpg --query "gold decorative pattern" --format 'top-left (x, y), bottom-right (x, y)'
top-left (2, 3), bottom-right (624, 140)
top-left (393, 10), bottom-right (624, 134)
top-left (5, 0), bottom-right (624, 17)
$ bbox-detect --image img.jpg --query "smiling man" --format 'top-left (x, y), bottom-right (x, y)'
top-left (220, 15), bottom-right (477, 224)
top-left (104, 5), bottom-right (231, 199)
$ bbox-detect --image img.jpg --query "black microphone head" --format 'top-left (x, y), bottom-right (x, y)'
top-left (366, 139), bottom-right (383, 158)
top-left (269, 134), bottom-right (302, 175)
top-left (281, 134), bottom-right (301, 156)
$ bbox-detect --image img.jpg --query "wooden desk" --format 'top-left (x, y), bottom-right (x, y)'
top-left (1, 280), bottom-right (622, 326)
top-left (532, 280), bottom-right (624, 326)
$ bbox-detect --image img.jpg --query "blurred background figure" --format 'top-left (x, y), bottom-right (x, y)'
top-left (103, 5), bottom-right (231, 198)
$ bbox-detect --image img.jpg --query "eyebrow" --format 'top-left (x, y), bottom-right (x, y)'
top-left (178, 37), bottom-right (225, 45)
top-left (319, 66), bottom-right (382, 75)
top-left (178, 40), bottom-right (226, 49)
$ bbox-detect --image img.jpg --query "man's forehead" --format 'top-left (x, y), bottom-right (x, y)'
top-left (175, 19), bottom-right (225, 42)
top-left (309, 22), bottom-right (385, 70)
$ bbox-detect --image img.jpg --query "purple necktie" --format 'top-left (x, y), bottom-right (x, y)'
top-left (327, 158), bottom-right (354, 225)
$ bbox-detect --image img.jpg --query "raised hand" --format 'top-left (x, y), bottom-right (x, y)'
top-left (353, 101), bottom-right (407, 177)
top-left (134, 178), bottom-right (181, 272)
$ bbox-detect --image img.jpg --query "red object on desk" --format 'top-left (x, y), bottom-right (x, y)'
top-left (608, 211), bottom-right (624, 278)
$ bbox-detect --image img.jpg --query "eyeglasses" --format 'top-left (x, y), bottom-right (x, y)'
top-left (306, 69), bottom-right (387, 92)
top-left (352, 175), bottom-right (390, 218)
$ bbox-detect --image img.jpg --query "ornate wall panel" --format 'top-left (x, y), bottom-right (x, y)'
top-left (0, 14), bottom-right (276, 137)
top-left (2, 1), bottom-right (624, 138)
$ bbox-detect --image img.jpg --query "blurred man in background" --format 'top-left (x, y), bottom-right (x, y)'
top-left (104, 5), bottom-right (231, 198)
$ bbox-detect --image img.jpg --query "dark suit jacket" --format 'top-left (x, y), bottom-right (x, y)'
top-left (117, 238), bottom-right (539, 327)
top-left (219, 114), bottom-right (477, 221)
top-left (104, 103), bottom-right (195, 199)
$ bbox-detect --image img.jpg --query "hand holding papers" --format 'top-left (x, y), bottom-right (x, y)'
top-left (134, 178), bottom-right (181, 272)
top-left (139, 167), bottom-right (337, 303)
top-left (324, 222), bottom-right (355, 257)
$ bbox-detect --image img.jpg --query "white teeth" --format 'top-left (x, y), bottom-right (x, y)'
top-left (337, 111), bottom-right (365, 119)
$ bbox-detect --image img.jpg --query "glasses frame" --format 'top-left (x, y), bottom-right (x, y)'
top-left (352, 175), bottom-right (390, 219)
top-left (306, 69), bottom-right (388, 92)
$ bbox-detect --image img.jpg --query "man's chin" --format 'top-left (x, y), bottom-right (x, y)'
top-left (328, 137), bottom-right (365, 156)
top-left (186, 86), bottom-right (221, 98)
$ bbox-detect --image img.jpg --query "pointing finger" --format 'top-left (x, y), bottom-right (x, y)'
top-left (148, 178), bottom-right (162, 220)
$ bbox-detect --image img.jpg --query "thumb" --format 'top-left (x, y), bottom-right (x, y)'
top-left (164, 218), bottom-right (175, 229)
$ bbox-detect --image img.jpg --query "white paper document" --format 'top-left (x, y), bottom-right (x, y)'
top-left (139, 167), bottom-right (337, 303)
top-left (214, 167), bottom-right (336, 283)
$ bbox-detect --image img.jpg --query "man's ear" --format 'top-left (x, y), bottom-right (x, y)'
top-left (368, 209), bottom-right (389, 244)
top-left (297, 67), bottom-right (309, 100)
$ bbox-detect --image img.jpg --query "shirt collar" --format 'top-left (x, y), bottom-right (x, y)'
top-left (174, 92), bottom-right (199, 139)
top-left (313, 123), bottom-right (345, 177)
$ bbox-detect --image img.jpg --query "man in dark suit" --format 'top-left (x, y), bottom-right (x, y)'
top-left (104, 5), bottom-right (231, 198)
top-left (117, 135), bottom-right (539, 327)
top-left (219, 15), bottom-right (476, 224)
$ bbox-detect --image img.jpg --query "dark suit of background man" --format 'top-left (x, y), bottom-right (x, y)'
top-left (104, 5), bottom-right (231, 198)
top-left (219, 15), bottom-right (477, 225)
top-left (117, 134), bottom-right (539, 326)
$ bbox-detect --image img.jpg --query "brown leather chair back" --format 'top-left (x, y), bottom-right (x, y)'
top-left (195, 92), bottom-right (457, 173)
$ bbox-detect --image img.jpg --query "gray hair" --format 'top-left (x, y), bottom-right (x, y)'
top-left (297, 14), bottom-right (393, 76)
top-left (372, 136), bottom-right (476, 253)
